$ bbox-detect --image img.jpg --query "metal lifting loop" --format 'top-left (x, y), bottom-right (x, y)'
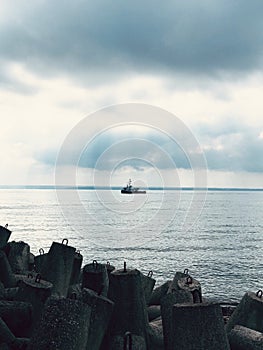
top-left (62, 238), bottom-right (68, 245)
top-left (123, 331), bottom-right (132, 350)
top-left (124, 261), bottom-right (127, 273)
top-left (147, 270), bottom-right (153, 278)
top-left (184, 268), bottom-right (189, 275)
top-left (76, 250), bottom-right (81, 256)
top-left (256, 290), bottom-right (263, 298)
top-left (107, 261), bottom-right (110, 266)
top-left (92, 260), bottom-right (98, 269)
top-left (186, 276), bottom-right (193, 285)
top-left (39, 248), bottom-right (44, 255)
top-left (35, 274), bottom-right (41, 283)
top-left (27, 273), bottom-right (33, 279)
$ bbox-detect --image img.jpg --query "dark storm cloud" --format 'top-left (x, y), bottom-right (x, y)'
top-left (1, 0), bottom-right (263, 86)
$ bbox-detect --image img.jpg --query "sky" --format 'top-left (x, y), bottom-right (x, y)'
top-left (1, 0), bottom-right (263, 188)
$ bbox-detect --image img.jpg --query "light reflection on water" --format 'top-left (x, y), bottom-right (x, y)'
top-left (1, 189), bottom-right (262, 302)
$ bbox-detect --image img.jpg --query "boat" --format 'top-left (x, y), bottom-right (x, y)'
top-left (121, 179), bottom-right (146, 194)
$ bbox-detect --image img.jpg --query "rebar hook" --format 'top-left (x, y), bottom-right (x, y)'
top-left (39, 248), bottom-right (44, 255)
top-left (256, 290), bottom-right (263, 298)
top-left (62, 238), bottom-right (68, 245)
top-left (35, 274), bottom-right (41, 283)
top-left (123, 331), bottom-right (132, 350)
top-left (147, 270), bottom-right (153, 278)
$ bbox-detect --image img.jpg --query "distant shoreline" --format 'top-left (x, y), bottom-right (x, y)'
top-left (0, 185), bottom-right (263, 191)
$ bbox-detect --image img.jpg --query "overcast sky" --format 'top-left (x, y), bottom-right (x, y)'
top-left (1, 0), bottom-right (263, 187)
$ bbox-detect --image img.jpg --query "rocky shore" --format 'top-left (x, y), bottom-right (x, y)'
top-left (0, 224), bottom-right (262, 349)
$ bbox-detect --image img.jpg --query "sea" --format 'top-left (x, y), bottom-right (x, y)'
top-left (1, 188), bottom-right (262, 302)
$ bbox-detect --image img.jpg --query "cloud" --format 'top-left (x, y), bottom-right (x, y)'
top-left (37, 126), bottom-right (191, 171)
top-left (0, 61), bottom-right (38, 94)
top-left (35, 118), bottom-right (263, 175)
top-left (198, 121), bottom-right (263, 172)
top-left (1, 0), bottom-right (263, 188)
top-left (1, 0), bottom-right (263, 89)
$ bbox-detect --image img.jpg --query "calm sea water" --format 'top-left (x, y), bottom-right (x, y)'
top-left (1, 189), bottom-right (262, 302)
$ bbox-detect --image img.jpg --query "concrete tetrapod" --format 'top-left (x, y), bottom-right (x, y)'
top-left (228, 325), bottom-right (263, 350)
top-left (140, 271), bottom-right (156, 305)
top-left (106, 267), bottom-right (150, 347)
top-left (16, 274), bottom-right (53, 334)
top-left (0, 282), bottom-right (4, 299)
top-left (148, 317), bottom-right (164, 350)
top-left (0, 226), bottom-right (11, 249)
top-left (0, 316), bottom-right (16, 347)
top-left (3, 287), bottom-right (19, 301)
top-left (105, 261), bottom-right (115, 277)
top-left (168, 270), bottom-right (202, 303)
top-left (82, 260), bottom-right (109, 297)
top-left (170, 302), bottom-right (230, 350)
top-left (167, 271), bottom-right (189, 292)
top-left (149, 280), bottom-right (172, 306)
top-left (0, 300), bottom-right (32, 337)
top-left (109, 332), bottom-right (147, 350)
top-left (40, 239), bottom-right (76, 297)
top-left (81, 288), bottom-right (114, 350)
top-left (0, 251), bottom-right (16, 288)
top-left (70, 250), bottom-right (83, 286)
top-left (226, 290), bottom-right (263, 334)
top-left (29, 296), bottom-right (91, 350)
top-left (33, 248), bottom-right (47, 274)
top-left (5, 241), bottom-right (30, 274)
top-left (0, 316), bottom-right (29, 349)
top-left (161, 289), bottom-right (193, 350)
top-left (148, 305), bottom-right (161, 321)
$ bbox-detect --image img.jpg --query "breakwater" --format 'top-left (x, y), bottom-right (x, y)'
top-left (0, 224), bottom-right (262, 349)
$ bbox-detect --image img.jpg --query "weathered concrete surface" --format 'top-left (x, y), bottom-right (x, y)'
top-left (5, 241), bottom-right (30, 274)
top-left (70, 251), bottom-right (83, 286)
top-left (148, 280), bottom-right (172, 306)
top-left (148, 305), bottom-right (161, 321)
top-left (0, 282), bottom-right (5, 299)
top-left (81, 288), bottom-right (114, 350)
top-left (0, 300), bottom-right (32, 337)
top-left (161, 290), bottom-right (193, 350)
top-left (3, 287), bottom-right (19, 301)
top-left (140, 271), bottom-right (156, 305)
top-left (0, 316), bottom-right (16, 345)
top-left (109, 333), bottom-right (147, 350)
top-left (228, 325), bottom-right (263, 350)
top-left (170, 302), bottom-right (230, 350)
top-left (29, 297), bottom-right (91, 350)
top-left (0, 315), bottom-right (30, 349)
top-left (82, 261), bottom-right (109, 297)
top-left (226, 291), bottom-right (263, 334)
top-left (16, 275), bottom-right (52, 334)
top-left (34, 249), bottom-right (48, 274)
top-left (0, 251), bottom-right (16, 288)
top-left (147, 317), bottom-right (164, 350)
top-left (0, 226), bottom-right (11, 249)
top-left (168, 271), bottom-right (202, 303)
top-left (40, 240), bottom-right (76, 297)
top-left (107, 268), bottom-right (149, 346)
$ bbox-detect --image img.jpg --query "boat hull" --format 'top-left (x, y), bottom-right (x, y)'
top-left (121, 190), bottom-right (146, 194)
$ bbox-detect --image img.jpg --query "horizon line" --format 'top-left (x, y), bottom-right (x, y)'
top-left (0, 185), bottom-right (263, 191)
